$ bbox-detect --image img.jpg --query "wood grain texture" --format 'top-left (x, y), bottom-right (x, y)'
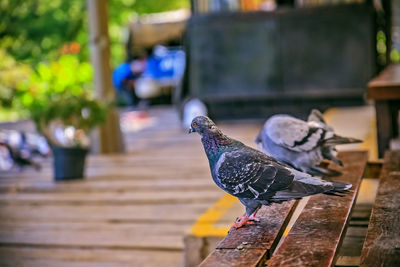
top-left (0, 247), bottom-right (183, 267)
top-left (368, 64), bottom-right (400, 100)
top-left (197, 201), bottom-right (297, 267)
top-left (360, 150), bottom-right (400, 266)
top-left (267, 151), bottom-right (368, 267)
top-left (0, 221), bottom-right (186, 250)
top-left (0, 203), bottom-right (213, 223)
top-left (199, 248), bottom-right (267, 267)
top-left (217, 201), bottom-right (297, 251)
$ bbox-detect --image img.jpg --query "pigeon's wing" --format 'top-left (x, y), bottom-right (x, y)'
top-left (214, 148), bottom-right (294, 200)
top-left (265, 115), bottom-right (326, 152)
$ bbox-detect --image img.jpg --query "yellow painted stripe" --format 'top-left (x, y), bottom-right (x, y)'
top-left (359, 118), bottom-right (378, 161)
top-left (282, 227), bottom-right (291, 237)
top-left (322, 107), bottom-right (338, 122)
top-left (325, 107), bottom-right (378, 160)
top-left (191, 194), bottom-right (237, 237)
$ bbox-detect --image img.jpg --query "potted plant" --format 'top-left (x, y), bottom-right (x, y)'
top-left (17, 55), bottom-right (108, 181)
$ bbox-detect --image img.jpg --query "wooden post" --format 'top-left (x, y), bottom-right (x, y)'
top-left (87, 0), bottom-right (123, 154)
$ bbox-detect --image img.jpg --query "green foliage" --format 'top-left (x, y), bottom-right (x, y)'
top-left (0, 49), bottom-right (32, 109)
top-left (0, 0), bottom-right (87, 63)
top-left (17, 55), bottom-right (108, 136)
top-left (0, 0), bottom-right (189, 65)
top-left (30, 92), bottom-right (108, 133)
top-left (391, 49), bottom-right (400, 63)
top-left (0, 0), bottom-right (189, 124)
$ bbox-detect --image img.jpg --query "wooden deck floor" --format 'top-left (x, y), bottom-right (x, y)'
top-left (0, 107), bottom-right (262, 267)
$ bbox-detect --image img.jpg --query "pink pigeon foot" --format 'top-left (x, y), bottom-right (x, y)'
top-left (248, 210), bottom-right (261, 222)
top-left (248, 213), bottom-right (261, 222)
top-left (229, 216), bottom-right (254, 230)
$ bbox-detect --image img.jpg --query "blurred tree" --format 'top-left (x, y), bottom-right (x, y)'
top-left (0, 0), bottom-right (189, 65)
top-left (0, 0), bottom-right (86, 63)
top-left (0, 49), bottom-right (31, 108)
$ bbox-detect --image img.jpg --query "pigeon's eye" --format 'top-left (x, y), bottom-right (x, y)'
top-left (192, 122), bottom-right (197, 127)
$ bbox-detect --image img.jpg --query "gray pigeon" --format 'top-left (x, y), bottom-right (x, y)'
top-left (189, 116), bottom-right (351, 229)
top-left (255, 109), bottom-right (362, 176)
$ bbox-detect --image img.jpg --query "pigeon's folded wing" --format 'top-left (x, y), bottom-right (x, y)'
top-left (266, 116), bottom-right (326, 152)
top-left (214, 148), bottom-right (294, 200)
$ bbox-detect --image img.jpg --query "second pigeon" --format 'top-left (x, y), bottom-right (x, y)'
top-left (255, 109), bottom-right (362, 175)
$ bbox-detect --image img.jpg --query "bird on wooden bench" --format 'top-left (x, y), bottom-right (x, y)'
top-left (255, 109), bottom-right (362, 176)
top-left (189, 116), bottom-right (352, 229)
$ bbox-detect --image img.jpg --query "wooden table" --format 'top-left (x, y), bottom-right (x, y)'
top-left (368, 64), bottom-right (400, 158)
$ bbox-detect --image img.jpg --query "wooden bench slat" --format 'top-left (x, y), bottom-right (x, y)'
top-left (199, 201), bottom-right (297, 267)
top-left (199, 248), bottom-right (267, 267)
top-left (360, 150), bottom-right (400, 266)
top-left (267, 151), bottom-right (368, 267)
top-left (217, 200), bottom-right (297, 250)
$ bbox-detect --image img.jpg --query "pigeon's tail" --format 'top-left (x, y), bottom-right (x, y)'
top-left (294, 170), bottom-right (352, 194)
top-left (270, 168), bottom-right (352, 202)
top-left (324, 134), bottom-right (362, 146)
top-left (328, 181), bottom-right (352, 194)
top-left (270, 179), bottom-right (352, 202)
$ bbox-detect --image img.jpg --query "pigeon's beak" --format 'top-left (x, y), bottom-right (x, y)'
top-left (188, 126), bottom-right (195, 134)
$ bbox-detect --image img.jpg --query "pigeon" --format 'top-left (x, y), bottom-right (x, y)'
top-left (189, 116), bottom-right (352, 229)
top-left (0, 141), bottom-right (41, 171)
top-left (255, 109), bottom-right (362, 176)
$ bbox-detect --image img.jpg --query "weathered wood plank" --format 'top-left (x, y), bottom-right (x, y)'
top-left (0, 203), bottom-right (214, 223)
top-left (0, 168), bottom-right (210, 183)
top-left (0, 221), bottom-right (188, 250)
top-left (360, 150), bottom-right (400, 266)
top-left (0, 189), bottom-right (223, 205)
top-left (199, 201), bottom-right (297, 267)
top-left (367, 64), bottom-right (400, 100)
top-left (0, 178), bottom-right (216, 193)
top-left (217, 201), bottom-right (297, 251)
top-left (199, 249), bottom-right (267, 267)
top-left (267, 151), bottom-right (368, 267)
top-left (0, 247), bottom-right (182, 267)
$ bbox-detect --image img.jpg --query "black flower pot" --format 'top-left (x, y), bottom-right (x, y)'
top-left (52, 146), bottom-right (88, 181)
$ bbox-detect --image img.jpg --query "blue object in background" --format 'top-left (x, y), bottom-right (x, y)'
top-left (112, 62), bottom-right (133, 90)
top-left (143, 47), bottom-right (185, 83)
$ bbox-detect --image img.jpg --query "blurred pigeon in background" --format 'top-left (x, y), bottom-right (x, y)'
top-left (189, 116), bottom-right (351, 229)
top-left (182, 98), bottom-right (207, 129)
top-left (255, 110), bottom-right (362, 176)
top-left (0, 130), bottom-right (49, 171)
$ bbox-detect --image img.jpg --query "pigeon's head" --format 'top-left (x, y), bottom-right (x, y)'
top-left (189, 116), bottom-right (219, 136)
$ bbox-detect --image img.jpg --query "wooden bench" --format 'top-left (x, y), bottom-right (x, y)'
top-left (196, 150), bottom-right (400, 266)
top-left (360, 150), bottom-right (400, 266)
top-left (367, 64), bottom-right (400, 158)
